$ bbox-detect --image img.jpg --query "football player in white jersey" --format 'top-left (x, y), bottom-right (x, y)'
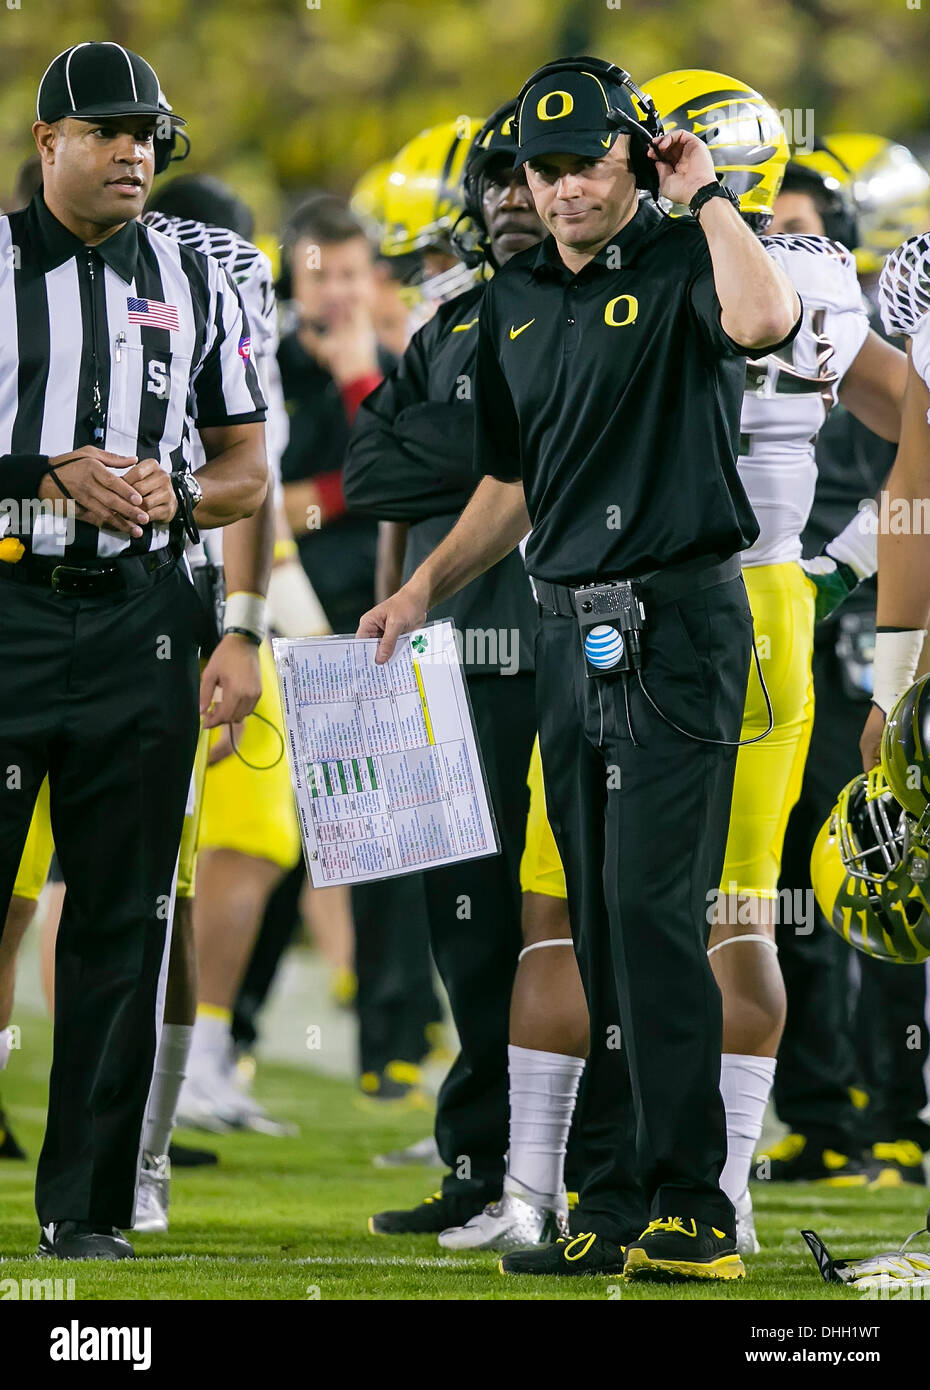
top-left (861, 230), bottom-right (930, 764)
top-left (441, 71), bottom-right (908, 1272)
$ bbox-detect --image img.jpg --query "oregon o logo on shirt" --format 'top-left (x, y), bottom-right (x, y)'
top-left (537, 90), bottom-right (574, 121)
top-left (604, 295), bottom-right (638, 327)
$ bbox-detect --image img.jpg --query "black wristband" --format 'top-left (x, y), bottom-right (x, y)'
top-left (223, 626), bottom-right (262, 647)
top-left (689, 182), bottom-right (740, 220)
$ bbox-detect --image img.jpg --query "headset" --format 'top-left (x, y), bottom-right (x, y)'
top-left (154, 112), bottom-right (190, 177)
top-left (452, 100), bottom-right (519, 270)
top-left (513, 55), bottom-right (665, 201)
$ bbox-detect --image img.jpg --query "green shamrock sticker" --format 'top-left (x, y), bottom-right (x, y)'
top-left (411, 634), bottom-right (428, 654)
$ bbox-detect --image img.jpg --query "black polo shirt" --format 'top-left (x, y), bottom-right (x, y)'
top-left (475, 199), bottom-right (801, 585)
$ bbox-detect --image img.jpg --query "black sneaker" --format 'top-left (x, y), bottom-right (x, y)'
top-left (869, 1140), bottom-right (927, 1187)
top-left (499, 1231), bottom-right (626, 1277)
top-left (753, 1132), bottom-right (869, 1185)
top-left (0, 1105), bottom-right (26, 1160)
top-left (168, 1141), bottom-right (219, 1168)
top-left (368, 1189), bottom-right (487, 1235)
top-left (37, 1221), bottom-right (135, 1261)
top-left (623, 1217), bottom-right (745, 1282)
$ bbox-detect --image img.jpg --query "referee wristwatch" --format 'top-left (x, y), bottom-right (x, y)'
top-left (689, 182), bottom-right (741, 221)
top-left (171, 470), bottom-right (203, 545)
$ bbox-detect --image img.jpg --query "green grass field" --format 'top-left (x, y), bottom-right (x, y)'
top-left (0, 1007), bottom-right (927, 1300)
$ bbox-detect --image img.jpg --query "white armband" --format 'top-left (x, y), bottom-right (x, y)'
top-left (224, 591), bottom-right (267, 644)
top-left (873, 629), bottom-right (926, 715)
top-left (825, 510), bottom-right (878, 581)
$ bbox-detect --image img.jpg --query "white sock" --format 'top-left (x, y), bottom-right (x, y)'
top-left (719, 1052), bottom-right (777, 1203)
top-left (506, 1044), bottom-right (585, 1201)
top-left (142, 1024), bottom-right (193, 1157)
top-left (189, 1007), bottom-right (232, 1071)
top-left (0, 1027), bottom-right (10, 1073)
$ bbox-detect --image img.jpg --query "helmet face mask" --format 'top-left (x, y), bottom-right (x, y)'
top-left (812, 768), bottom-right (930, 965)
top-left (821, 133), bottom-right (930, 275)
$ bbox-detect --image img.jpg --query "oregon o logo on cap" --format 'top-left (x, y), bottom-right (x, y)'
top-left (604, 295), bottom-right (639, 327)
top-left (537, 90), bottom-right (574, 121)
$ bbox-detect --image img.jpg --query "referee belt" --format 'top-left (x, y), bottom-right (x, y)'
top-left (0, 543), bottom-right (179, 596)
top-left (531, 553), bottom-right (741, 617)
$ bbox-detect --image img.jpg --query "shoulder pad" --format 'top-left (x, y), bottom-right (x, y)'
top-left (142, 211), bottom-right (272, 289)
top-left (879, 232), bottom-right (930, 338)
top-left (760, 234), bottom-right (861, 310)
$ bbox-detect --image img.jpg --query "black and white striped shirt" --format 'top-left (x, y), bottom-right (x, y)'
top-left (0, 193), bottom-right (266, 560)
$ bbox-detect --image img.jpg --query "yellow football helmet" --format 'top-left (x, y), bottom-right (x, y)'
top-left (381, 118), bottom-right (481, 258)
top-left (822, 133), bottom-right (930, 275)
top-left (349, 160), bottom-right (392, 244)
top-left (811, 768), bottom-right (930, 965)
top-left (642, 69), bottom-right (789, 228)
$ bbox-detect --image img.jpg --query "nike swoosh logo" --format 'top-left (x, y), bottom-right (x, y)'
top-left (451, 318), bottom-right (478, 333)
top-left (509, 319), bottom-right (535, 340)
top-left (601, 136), bottom-right (612, 148)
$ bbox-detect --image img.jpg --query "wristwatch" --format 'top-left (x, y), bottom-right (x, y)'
top-left (689, 181), bottom-right (741, 221)
top-left (171, 470), bottom-right (203, 545)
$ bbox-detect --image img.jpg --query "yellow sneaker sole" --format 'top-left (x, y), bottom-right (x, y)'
top-left (623, 1248), bottom-right (745, 1281)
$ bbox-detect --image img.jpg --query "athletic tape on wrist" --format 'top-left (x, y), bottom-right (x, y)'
top-left (224, 590), bottom-right (267, 642)
top-left (873, 629), bottom-right (925, 715)
top-left (825, 512), bottom-right (878, 582)
top-left (517, 938), bottom-right (575, 961)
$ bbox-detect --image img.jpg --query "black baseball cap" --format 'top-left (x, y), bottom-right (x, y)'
top-left (516, 66), bottom-right (638, 164)
top-left (36, 42), bottom-right (185, 126)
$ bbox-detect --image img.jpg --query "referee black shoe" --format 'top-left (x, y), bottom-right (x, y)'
top-left (37, 1222), bottom-right (135, 1261)
top-left (368, 1189), bottom-right (487, 1235)
top-left (499, 1230), bottom-right (627, 1277)
top-left (623, 1217), bottom-right (745, 1282)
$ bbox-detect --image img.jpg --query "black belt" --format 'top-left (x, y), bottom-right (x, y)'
top-left (532, 553), bottom-right (742, 617)
top-left (0, 543), bottom-right (179, 596)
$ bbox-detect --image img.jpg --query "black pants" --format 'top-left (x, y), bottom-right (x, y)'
top-left (776, 621), bottom-right (930, 1152)
top-left (427, 673), bottom-right (535, 1203)
top-left (536, 575), bottom-right (753, 1239)
top-left (0, 563), bottom-right (201, 1227)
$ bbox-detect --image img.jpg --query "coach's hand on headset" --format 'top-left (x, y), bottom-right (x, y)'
top-left (357, 579), bottom-right (429, 665)
top-left (39, 446), bottom-right (154, 538)
top-left (646, 128), bottom-right (718, 205)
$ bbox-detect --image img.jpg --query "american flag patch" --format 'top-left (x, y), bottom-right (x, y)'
top-left (238, 336), bottom-right (251, 359)
top-left (127, 297), bottom-right (180, 331)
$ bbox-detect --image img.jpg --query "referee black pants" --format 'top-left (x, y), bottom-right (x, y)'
top-left (536, 575), bottom-right (752, 1239)
top-left (0, 562), bottom-right (201, 1228)
top-left (427, 672), bottom-right (535, 1204)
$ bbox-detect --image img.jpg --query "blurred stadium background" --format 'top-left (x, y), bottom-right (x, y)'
top-left (1, 0), bottom-right (928, 262)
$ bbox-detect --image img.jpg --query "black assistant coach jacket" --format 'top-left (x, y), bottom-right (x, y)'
top-left (343, 284), bottom-right (538, 678)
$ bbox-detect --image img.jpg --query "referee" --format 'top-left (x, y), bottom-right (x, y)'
top-left (0, 43), bottom-right (267, 1260)
top-left (360, 55), bottom-right (800, 1280)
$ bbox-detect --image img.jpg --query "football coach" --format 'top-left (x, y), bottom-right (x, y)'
top-left (0, 43), bottom-right (267, 1259)
top-left (358, 56), bottom-right (801, 1281)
